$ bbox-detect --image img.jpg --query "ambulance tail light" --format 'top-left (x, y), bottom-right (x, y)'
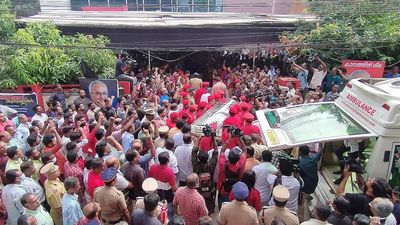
top-left (346, 83), bottom-right (352, 89)
top-left (382, 104), bottom-right (390, 111)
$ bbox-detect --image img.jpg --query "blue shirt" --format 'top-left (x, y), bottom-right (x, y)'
top-left (160, 95), bottom-right (170, 105)
top-left (61, 193), bottom-right (84, 225)
top-left (297, 70), bottom-right (308, 90)
top-left (299, 152), bottom-right (321, 194)
top-left (384, 72), bottom-right (400, 78)
top-left (323, 74), bottom-right (342, 93)
top-left (130, 209), bottom-right (161, 225)
top-left (140, 153), bottom-right (152, 177)
top-left (122, 132), bottom-right (134, 153)
top-left (49, 92), bottom-right (66, 107)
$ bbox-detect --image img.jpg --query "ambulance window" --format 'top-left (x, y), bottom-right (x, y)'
top-left (388, 145), bottom-right (400, 193)
top-left (267, 104), bottom-right (370, 144)
top-left (391, 80), bottom-right (400, 86)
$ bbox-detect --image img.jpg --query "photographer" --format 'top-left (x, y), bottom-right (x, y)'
top-left (336, 166), bottom-right (392, 217)
top-left (115, 52), bottom-right (137, 86)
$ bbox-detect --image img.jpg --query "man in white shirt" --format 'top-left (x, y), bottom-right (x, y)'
top-left (15, 114), bottom-right (30, 152)
top-left (309, 57), bottom-right (327, 91)
top-left (2, 169), bottom-right (27, 225)
top-left (154, 138), bottom-right (179, 174)
top-left (31, 106), bottom-right (48, 124)
top-left (174, 134), bottom-right (193, 186)
top-left (200, 88), bottom-right (212, 103)
top-left (267, 159), bottom-right (301, 213)
top-left (252, 150), bottom-right (278, 206)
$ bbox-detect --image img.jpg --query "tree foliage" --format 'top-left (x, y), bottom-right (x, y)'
top-left (0, 0), bottom-right (16, 41)
top-left (280, 0), bottom-right (400, 65)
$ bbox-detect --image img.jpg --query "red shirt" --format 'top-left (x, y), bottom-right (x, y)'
top-left (83, 128), bottom-right (97, 157)
top-left (241, 124), bottom-right (261, 136)
top-left (229, 187), bottom-right (261, 211)
top-left (87, 171), bottom-right (104, 200)
top-left (217, 153), bottom-right (246, 195)
top-left (149, 164), bottom-right (176, 188)
top-left (166, 119), bottom-right (176, 129)
top-left (43, 144), bottom-right (66, 174)
top-left (194, 88), bottom-right (207, 105)
top-left (222, 116), bottom-right (242, 149)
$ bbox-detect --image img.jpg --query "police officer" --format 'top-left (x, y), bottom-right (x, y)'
top-left (94, 168), bottom-right (130, 225)
top-left (218, 182), bottom-right (258, 225)
top-left (259, 185), bottom-right (300, 225)
top-left (41, 162), bottom-right (66, 225)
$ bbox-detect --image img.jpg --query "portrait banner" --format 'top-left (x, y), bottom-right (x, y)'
top-left (79, 79), bottom-right (119, 107)
top-left (341, 60), bottom-right (386, 78)
top-left (0, 93), bottom-right (38, 117)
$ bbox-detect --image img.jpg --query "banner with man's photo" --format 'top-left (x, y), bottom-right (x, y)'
top-left (79, 79), bottom-right (119, 108)
top-left (341, 60), bottom-right (386, 78)
top-left (0, 93), bottom-right (38, 117)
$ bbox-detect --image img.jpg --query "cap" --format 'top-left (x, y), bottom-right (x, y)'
top-left (240, 101), bottom-right (248, 110)
top-left (170, 112), bottom-right (179, 120)
top-left (189, 105), bottom-right (197, 111)
top-left (229, 105), bottom-right (238, 114)
top-left (232, 182), bottom-right (249, 201)
top-left (208, 95), bottom-right (215, 101)
top-left (180, 92), bottom-right (188, 98)
top-left (182, 99), bottom-right (190, 106)
top-left (40, 162), bottom-right (59, 175)
top-left (272, 185), bottom-right (290, 202)
top-left (101, 167), bottom-right (117, 182)
top-left (214, 93), bottom-right (222, 100)
top-left (183, 84), bottom-right (191, 90)
top-left (142, 177), bottom-right (158, 193)
top-left (159, 126), bottom-right (169, 134)
top-left (202, 82), bottom-right (210, 87)
top-left (243, 112), bottom-right (255, 121)
top-left (198, 101), bottom-right (207, 108)
top-left (145, 108), bottom-right (155, 115)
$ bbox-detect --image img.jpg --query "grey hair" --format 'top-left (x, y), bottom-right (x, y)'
top-left (370, 197), bottom-right (394, 218)
top-left (64, 176), bottom-right (79, 191)
top-left (88, 80), bottom-right (107, 93)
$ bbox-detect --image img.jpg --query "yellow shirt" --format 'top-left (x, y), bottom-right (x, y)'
top-left (44, 179), bottom-right (66, 209)
top-left (5, 158), bottom-right (23, 172)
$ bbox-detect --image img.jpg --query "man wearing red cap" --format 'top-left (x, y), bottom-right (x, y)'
top-left (166, 112), bottom-right (179, 129)
top-left (196, 102), bottom-right (207, 118)
top-left (179, 99), bottom-right (190, 117)
top-left (211, 76), bottom-right (228, 98)
top-left (222, 105), bottom-right (242, 149)
top-left (206, 95), bottom-right (215, 110)
top-left (187, 105), bottom-right (197, 124)
top-left (241, 113), bottom-right (260, 136)
top-left (239, 102), bottom-right (250, 126)
top-left (195, 82), bottom-right (209, 104)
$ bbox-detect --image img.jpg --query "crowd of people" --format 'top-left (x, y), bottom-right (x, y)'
top-left (0, 51), bottom-right (399, 225)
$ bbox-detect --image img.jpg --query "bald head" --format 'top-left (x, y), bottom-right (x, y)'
top-left (186, 173), bottom-right (198, 188)
top-left (83, 202), bottom-right (101, 219)
top-left (105, 156), bottom-right (118, 168)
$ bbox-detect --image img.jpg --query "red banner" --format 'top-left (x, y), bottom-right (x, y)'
top-left (341, 60), bottom-right (385, 78)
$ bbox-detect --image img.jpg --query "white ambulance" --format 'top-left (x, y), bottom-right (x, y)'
top-left (256, 78), bottom-right (400, 200)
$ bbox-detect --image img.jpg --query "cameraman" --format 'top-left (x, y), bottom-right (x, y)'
top-left (334, 139), bottom-right (365, 184)
top-left (115, 52), bottom-right (136, 86)
top-left (336, 166), bottom-right (392, 217)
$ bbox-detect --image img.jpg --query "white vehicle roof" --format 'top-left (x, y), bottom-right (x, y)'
top-left (256, 78), bottom-right (400, 150)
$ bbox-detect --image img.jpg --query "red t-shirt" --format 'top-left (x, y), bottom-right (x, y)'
top-left (194, 88), bottom-right (207, 105)
top-left (87, 171), bottom-right (104, 200)
top-left (229, 187), bottom-right (262, 211)
top-left (241, 125), bottom-right (261, 136)
top-left (149, 164), bottom-right (176, 188)
top-left (83, 128), bottom-right (97, 157)
top-left (222, 116), bottom-right (242, 149)
top-left (43, 144), bottom-right (66, 174)
top-left (217, 153), bottom-right (246, 195)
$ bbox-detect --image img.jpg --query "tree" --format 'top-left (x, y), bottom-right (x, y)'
top-left (0, 0), bottom-right (16, 41)
top-left (280, 0), bottom-right (400, 65)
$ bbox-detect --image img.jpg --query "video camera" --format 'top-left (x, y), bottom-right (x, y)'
top-left (343, 157), bottom-right (365, 174)
top-left (125, 57), bottom-right (138, 68)
top-left (246, 90), bottom-right (271, 99)
top-left (225, 126), bottom-right (243, 138)
top-left (202, 125), bottom-right (216, 137)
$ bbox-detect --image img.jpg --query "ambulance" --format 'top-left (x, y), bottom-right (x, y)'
top-left (256, 78), bottom-right (400, 201)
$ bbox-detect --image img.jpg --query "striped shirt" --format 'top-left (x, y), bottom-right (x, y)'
top-left (173, 187), bottom-right (208, 225)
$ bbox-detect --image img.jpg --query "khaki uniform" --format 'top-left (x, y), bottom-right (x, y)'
top-left (94, 186), bottom-right (127, 223)
top-left (259, 206), bottom-right (299, 225)
top-left (44, 179), bottom-right (66, 225)
top-left (218, 200), bottom-right (258, 225)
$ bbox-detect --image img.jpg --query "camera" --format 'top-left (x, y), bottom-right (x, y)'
top-left (246, 90), bottom-right (270, 99)
top-left (202, 125), bottom-right (216, 137)
top-left (344, 158), bottom-right (365, 174)
top-left (125, 57), bottom-right (139, 68)
top-left (226, 126), bottom-right (243, 138)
